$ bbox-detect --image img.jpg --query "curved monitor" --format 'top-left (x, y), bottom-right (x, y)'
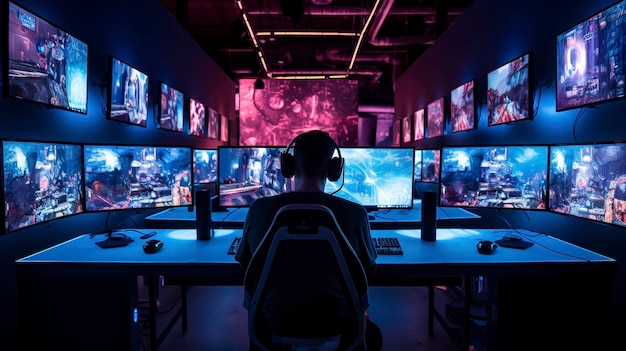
top-left (84, 145), bottom-right (192, 211)
top-left (549, 143), bottom-right (626, 228)
top-left (440, 145), bottom-right (548, 209)
top-left (325, 147), bottom-right (415, 210)
top-left (3, 139), bottom-right (84, 233)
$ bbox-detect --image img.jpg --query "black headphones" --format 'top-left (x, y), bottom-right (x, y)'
top-left (280, 132), bottom-right (344, 182)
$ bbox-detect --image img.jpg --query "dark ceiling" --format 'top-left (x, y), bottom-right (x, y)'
top-left (159, 0), bottom-right (474, 105)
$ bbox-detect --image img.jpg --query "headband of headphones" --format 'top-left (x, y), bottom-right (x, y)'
top-left (280, 131), bottom-right (344, 182)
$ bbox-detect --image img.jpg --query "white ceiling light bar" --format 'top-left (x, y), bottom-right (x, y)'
top-left (256, 31), bottom-right (359, 37)
top-left (348, 0), bottom-right (382, 72)
top-left (237, 0), bottom-right (269, 75)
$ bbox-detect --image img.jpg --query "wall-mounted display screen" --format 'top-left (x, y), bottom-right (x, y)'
top-left (450, 80), bottom-right (476, 132)
top-left (159, 82), bottom-right (184, 132)
top-left (108, 57), bottom-right (149, 126)
top-left (238, 78), bottom-right (359, 146)
top-left (440, 145), bottom-right (548, 209)
top-left (207, 108), bottom-right (219, 139)
top-left (402, 116), bottom-right (412, 144)
top-left (220, 115), bottom-right (229, 142)
top-left (194, 148), bottom-right (217, 184)
top-left (556, 1), bottom-right (626, 111)
top-left (421, 149), bottom-right (440, 183)
top-left (217, 146), bottom-right (290, 207)
top-left (427, 97), bottom-right (445, 138)
top-left (3, 140), bottom-right (83, 233)
top-left (84, 145), bottom-right (192, 211)
top-left (189, 97), bottom-right (206, 137)
top-left (414, 109), bottom-right (425, 141)
top-left (549, 143), bottom-right (626, 228)
top-left (325, 147), bottom-right (415, 210)
top-left (6, 2), bottom-right (88, 114)
top-left (487, 52), bottom-right (532, 126)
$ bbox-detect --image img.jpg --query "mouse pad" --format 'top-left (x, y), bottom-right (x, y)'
top-left (95, 238), bottom-right (134, 249)
top-left (495, 239), bottom-right (534, 249)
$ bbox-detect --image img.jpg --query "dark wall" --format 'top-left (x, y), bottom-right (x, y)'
top-left (0, 0), bottom-right (235, 348)
top-left (395, 0), bottom-right (626, 344)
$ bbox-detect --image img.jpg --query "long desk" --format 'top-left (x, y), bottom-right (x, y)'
top-left (16, 228), bottom-right (616, 351)
top-left (144, 199), bottom-right (481, 229)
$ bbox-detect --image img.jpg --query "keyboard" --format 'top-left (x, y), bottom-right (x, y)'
top-left (227, 236), bottom-right (241, 255)
top-left (372, 237), bottom-right (403, 255)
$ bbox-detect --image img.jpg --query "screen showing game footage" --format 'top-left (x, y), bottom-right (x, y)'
top-left (108, 57), bottom-right (149, 126)
top-left (84, 145), bottom-right (192, 211)
top-left (238, 78), bottom-right (359, 146)
top-left (402, 116), bottom-right (412, 144)
top-left (189, 98), bottom-right (206, 137)
top-left (440, 145), bottom-right (548, 209)
top-left (421, 149), bottom-right (440, 183)
top-left (427, 97), bottom-right (445, 138)
top-left (3, 140), bottom-right (83, 233)
top-left (414, 149), bottom-right (422, 182)
top-left (217, 146), bottom-right (291, 207)
top-left (549, 143), bottom-right (626, 228)
top-left (6, 2), bottom-right (88, 114)
top-left (194, 149), bottom-right (217, 184)
top-left (207, 108), bottom-right (219, 139)
top-left (414, 109), bottom-right (425, 141)
top-left (324, 147), bottom-right (415, 210)
top-left (159, 82), bottom-right (184, 132)
top-left (487, 53), bottom-right (532, 126)
top-left (556, 1), bottom-right (626, 111)
top-left (450, 80), bottom-right (476, 133)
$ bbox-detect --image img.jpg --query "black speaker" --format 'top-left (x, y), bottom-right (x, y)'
top-left (195, 190), bottom-right (213, 240)
top-left (421, 191), bottom-right (437, 241)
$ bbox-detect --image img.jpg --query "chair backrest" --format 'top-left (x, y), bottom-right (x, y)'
top-left (243, 204), bottom-right (369, 351)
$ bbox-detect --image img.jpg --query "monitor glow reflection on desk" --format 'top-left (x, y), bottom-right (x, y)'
top-left (165, 228), bottom-right (237, 240)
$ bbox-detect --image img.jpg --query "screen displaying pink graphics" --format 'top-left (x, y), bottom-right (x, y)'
top-left (238, 79), bottom-right (359, 146)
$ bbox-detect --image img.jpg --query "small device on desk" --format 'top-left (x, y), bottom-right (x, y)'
top-left (372, 237), bottom-right (403, 255)
top-left (143, 239), bottom-right (164, 254)
top-left (476, 240), bottom-right (497, 254)
top-left (228, 236), bottom-right (241, 255)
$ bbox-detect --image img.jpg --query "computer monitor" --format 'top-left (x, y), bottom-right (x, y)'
top-left (421, 149), bottom-right (440, 183)
top-left (84, 145), bottom-right (193, 211)
top-left (440, 145), bottom-right (548, 209)
top-left (487, 52), bottom-right (532, 126)
top-left (194, 148), bottom-right (217, 184)
top-left (414, 149), bottom-right (423, 182)
top-left (217, 146), bottom-right (290, 207)
top-left (549, 143), bottom-right (626, 228)
top-left (6, 2), bottom-right (88, 114)
top-left (324, 147), bottom-right (415, 210)
top-left (3, 140), bottom-right (83, 233)
top-left (159, 82), bottom-right (184, 132)
top-left (108, 56), bottom-right (149, 126)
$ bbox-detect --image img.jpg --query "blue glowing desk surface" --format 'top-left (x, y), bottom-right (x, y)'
top-left (16, 227), bottom-right (615, 279)
top-left (144, 199), bottom-right (481, 230)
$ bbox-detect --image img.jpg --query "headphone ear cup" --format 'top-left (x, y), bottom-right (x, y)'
top-left (327, 157), bottom-right (344, 182)
top-left (280, 151), bottom-right (295, 178)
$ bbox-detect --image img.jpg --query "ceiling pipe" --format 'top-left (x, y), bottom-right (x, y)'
top-left (316, 48), bottom-right (401, 65)
top-left (245, 6), bottom-right (464, 16)
top-left (367, 0), bottom-right (436, 46)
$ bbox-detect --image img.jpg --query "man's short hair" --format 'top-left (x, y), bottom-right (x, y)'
top-left (294, 130), bottom-right (336, 178)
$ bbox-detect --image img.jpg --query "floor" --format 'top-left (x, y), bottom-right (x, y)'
top-left (138, 284), bottom-right (480, 351)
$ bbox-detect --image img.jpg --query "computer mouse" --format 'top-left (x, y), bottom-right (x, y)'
top-left (143, 239), bottom-right (164, 254)
top-left (476, 240), bottom-right (497, 254)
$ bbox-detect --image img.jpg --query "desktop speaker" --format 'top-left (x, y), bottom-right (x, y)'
top-left (195, 190), bottom-right (213, 240)
top-left (421, 191), bottom-right (437, 241)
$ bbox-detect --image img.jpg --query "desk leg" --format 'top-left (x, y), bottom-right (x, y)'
top-left (427, 285), bottom-right (434, 335)
top-left (463, 276), bottom-right (471, 351)
top-left (148, 275), bottom-right (159, 351)
top-left (182, 285), bottom-right (188, 332)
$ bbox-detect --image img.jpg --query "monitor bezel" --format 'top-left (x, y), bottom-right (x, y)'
top-left (487, 52), bottom-right (534, 127)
